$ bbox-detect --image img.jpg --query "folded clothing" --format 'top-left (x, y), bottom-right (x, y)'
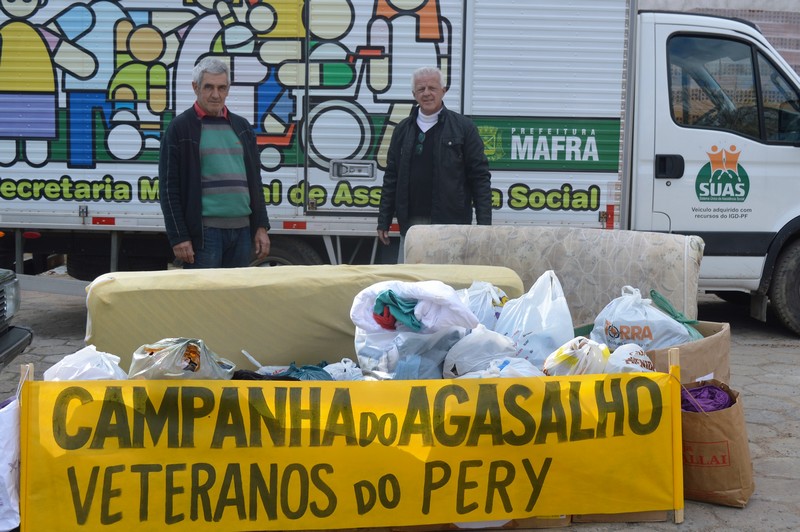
top-left (681, 384), bottom-right (734, 412)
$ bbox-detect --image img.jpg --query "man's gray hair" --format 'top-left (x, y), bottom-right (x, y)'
top-left (193, 57), bottom-right (230, 86)
top-left (411, 66), bottom-right (445, 90)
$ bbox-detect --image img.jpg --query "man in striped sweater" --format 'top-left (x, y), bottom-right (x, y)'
top-left (159, 57), bottom-right (270, 268)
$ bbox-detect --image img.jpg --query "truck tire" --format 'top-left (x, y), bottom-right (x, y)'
top-left (251, 237), bottom-right (323, 267)
top-left (66, 254), bottom-right (109, 281)
top-left (67, 254), bottom-right (168, 281)
top-left (770, 240), bottom-right (800, 336)
top-left (0, 251), bottom-right (13, 270)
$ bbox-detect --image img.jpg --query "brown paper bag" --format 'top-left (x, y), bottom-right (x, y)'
top-left (681, 380), bottom-right (755, 507)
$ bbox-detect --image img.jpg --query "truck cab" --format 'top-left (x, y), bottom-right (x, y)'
top-left (631, 11), bottom-right (800, 333)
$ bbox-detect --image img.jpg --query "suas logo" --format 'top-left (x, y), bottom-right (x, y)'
top-left (695, 144), bottom-right (750, 202)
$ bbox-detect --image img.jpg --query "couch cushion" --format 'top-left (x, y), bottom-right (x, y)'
top-left (403, 225), bottom-right (704, 325)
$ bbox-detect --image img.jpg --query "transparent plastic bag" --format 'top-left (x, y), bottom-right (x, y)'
top-left (355, 326), bottom-right (467, 380)
top-left (128, 338), bottom-right (235, 380)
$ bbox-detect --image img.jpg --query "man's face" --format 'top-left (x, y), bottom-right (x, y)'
top-left (193, 72), bottom-right (229, 116)
top-left (413, 73), bottom-right (446, 115)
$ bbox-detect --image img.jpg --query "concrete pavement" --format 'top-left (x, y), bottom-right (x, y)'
top-left (1, 289), bottom-right (799, 531)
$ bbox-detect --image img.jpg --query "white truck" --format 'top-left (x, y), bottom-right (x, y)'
top-left (2, 0), bottom-right (800, 333)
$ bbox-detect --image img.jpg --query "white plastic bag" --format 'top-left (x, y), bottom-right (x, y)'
top-left (605, 343), bottom-right (656, 373)
top-left (351, 280), bottom-right (479, 333)
top-left (129, 338), bottom-right (235, 380)
top-left (457, 357), bottom-right (545, 379)
top-left (0, 397), bottom-right (19, 531)
top-left (456, 281), bottom-right (508, 330)
top-left (493, 270), bottom-right (574, 368)
top-left (323, 358), bottom-right (365, 381)
top-left (542, 337), bottom-right (611, 376)
top-left (44, 345), bottom-right (128, 381)
top-left (590, 286), bottom-right (694, 351)
top-left (442, 325), bottom-right (518, 378)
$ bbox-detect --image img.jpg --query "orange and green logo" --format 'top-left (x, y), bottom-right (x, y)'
top-left (695, 144), bottom-right (749, 202)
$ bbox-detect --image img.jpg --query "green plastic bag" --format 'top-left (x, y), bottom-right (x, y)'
top-left (649, 289), bottom-right (703, 341)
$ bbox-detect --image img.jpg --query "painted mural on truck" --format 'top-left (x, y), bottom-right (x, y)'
top-left (0, 0), bottom-right (454, 171)
top-left (0, 0), bottom-right (620, 222)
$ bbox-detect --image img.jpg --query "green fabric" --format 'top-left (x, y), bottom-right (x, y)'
top-left (374, 290), bottom-right (422, 331)
top-left (199, 118), bottom-right (251, 218)
top-left (650, 289), bottom-right (703, 341)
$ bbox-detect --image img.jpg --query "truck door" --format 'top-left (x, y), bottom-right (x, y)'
top-left (649, 22), bottom-right (800, 286)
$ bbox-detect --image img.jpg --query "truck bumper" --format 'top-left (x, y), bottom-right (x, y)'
top-left (0, 325), bottom-right (33, 371)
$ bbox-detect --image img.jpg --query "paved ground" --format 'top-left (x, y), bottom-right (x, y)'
top-left (1, 289), bottom-right (798, 531)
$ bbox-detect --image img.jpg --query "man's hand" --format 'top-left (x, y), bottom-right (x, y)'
top-left (377, 229), bottom-right (390, 245)
top-left (254, 227), bottom-right (271, 260)
top-left (173, 241), bottom-right (194, 264)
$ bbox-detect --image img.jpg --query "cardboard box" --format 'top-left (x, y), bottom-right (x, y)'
top-left (385, 516), bottom-right (571, 530)
top-left (573, 320), bottom-right (730, 383)
top-left (572, 510), bottom-right (668, 523)
top-left (646, 321), bottom-right (730, 383)
top-left (509, 516), bottom-right (571, 529)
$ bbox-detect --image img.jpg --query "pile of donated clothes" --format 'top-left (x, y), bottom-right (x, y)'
top-left (42, 270), bottom-right (702, 383)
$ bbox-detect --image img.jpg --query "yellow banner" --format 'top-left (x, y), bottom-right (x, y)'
top-left (20, 374), bottom-right (682, 531)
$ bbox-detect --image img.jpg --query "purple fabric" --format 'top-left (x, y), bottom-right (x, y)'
top-left (681, 384), bottom-right (735, 412)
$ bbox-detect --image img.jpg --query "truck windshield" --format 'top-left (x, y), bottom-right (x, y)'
top-left (668, 34), bottom-right (800, 142)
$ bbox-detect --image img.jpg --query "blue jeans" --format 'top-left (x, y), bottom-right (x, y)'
top-left (186, 226), bottom-right (253, 269)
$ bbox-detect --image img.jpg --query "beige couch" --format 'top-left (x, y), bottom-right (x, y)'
top-left (85, 263), bottom-right (524, 371)
top-left (403, 225), bottom-right (705, 326)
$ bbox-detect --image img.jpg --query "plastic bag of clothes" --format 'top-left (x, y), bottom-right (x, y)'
top-left (457, 357), bottom-right (545, 379)
top-left (456, 281), bottom-right (509, 330)
top-left (351, 280), bottom-right (478, 380)
top-left (442, 324), bottom-right (518, 378)
top-left (649, 289), bottom-right (703, 341)
top-left (323, 358), bottom-right (365, 381)
top-left (590, 286), bottom-right (695, 351)
top-left (129, 338), bottom-right (235, 380)
top-left (494, 270), bottom-right (574, 367)
top-left (351, 279), bottom-right (479, 334)
top-left (44, 345), bottom-right (128, 381)
top-left (356, 326), bottom-right (467, 380)
top-left (0, 396), bottom-right (19, 531)
top-left (605, 343), bottom-right (655, 373)
top-left (542, 336), bottom-right (610, 376)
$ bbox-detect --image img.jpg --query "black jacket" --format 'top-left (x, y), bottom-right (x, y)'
top-left (158, 107), bottom-right (270, 249)
top-left (377, 105), bottom-right (492, 235)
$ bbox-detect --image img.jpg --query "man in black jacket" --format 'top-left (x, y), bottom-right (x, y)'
top-left (159, 57), bottom-right (270, 268)
top-left (377, 66), bottom-right (492, 261)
